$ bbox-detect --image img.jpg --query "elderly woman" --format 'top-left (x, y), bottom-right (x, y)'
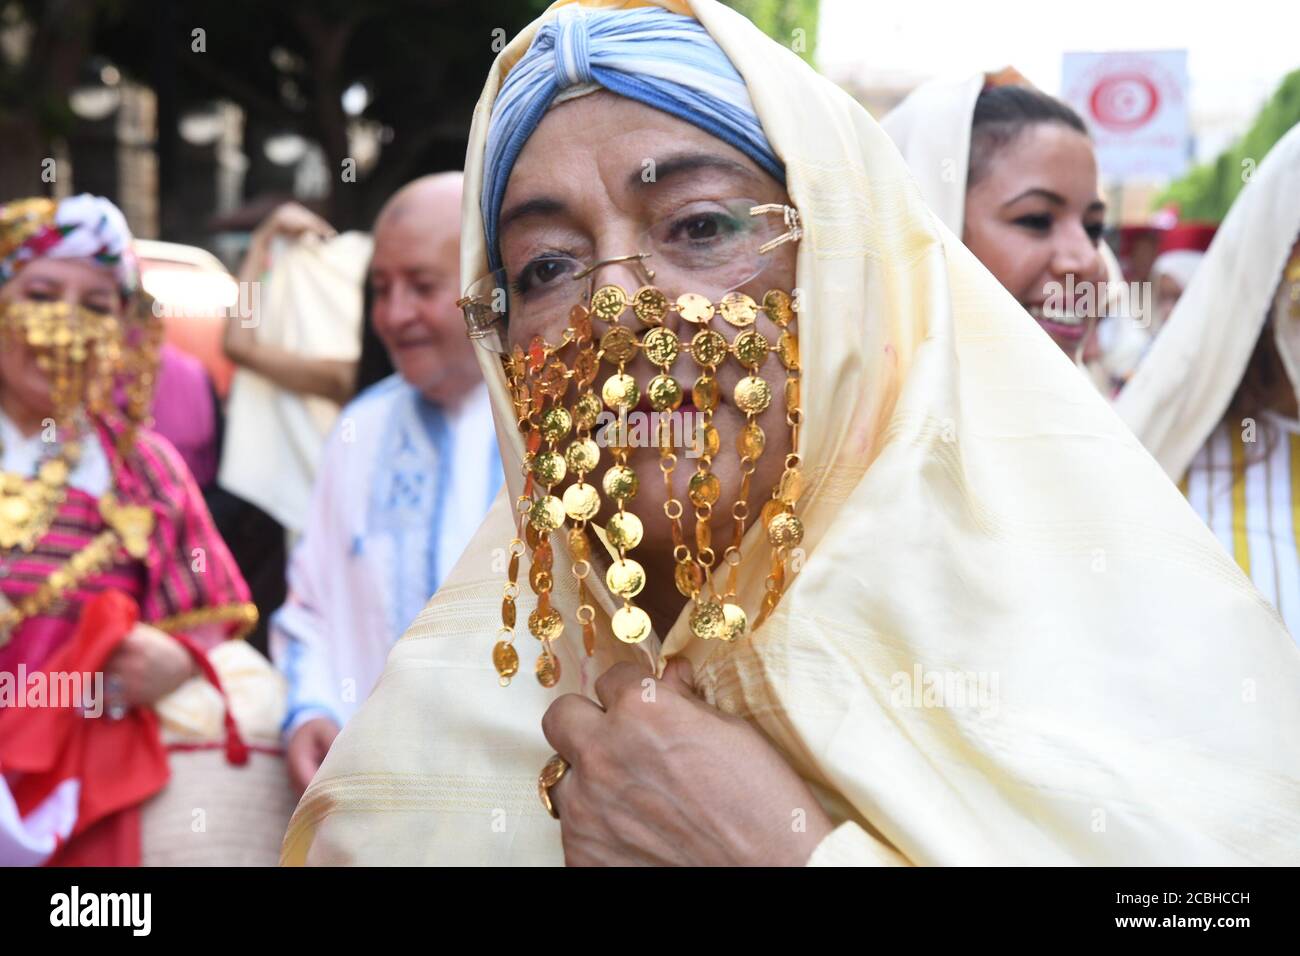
top-left (1117, 123), bottom-right (1300, 641)
top-left (283, 0), bottom-right (1299, 866)
top-left (0, 194), bottom-right (256, 865)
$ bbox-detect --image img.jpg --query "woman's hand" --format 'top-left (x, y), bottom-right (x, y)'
top-left (541, 659), bottom-right (834, 866)
top-left (104, 623), bottom-right (198, 709)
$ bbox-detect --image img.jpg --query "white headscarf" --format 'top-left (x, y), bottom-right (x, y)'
top-left (1116, 122), bottom-right (1300, 479)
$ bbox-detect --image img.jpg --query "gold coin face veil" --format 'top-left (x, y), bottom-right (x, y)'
top-left (460, 198), bottom-right (805, 687)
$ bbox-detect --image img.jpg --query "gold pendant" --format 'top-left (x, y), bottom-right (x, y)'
top-left (99, 492), bottom-right (155, 560)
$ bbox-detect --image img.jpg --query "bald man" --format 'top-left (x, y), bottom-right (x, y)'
top-left (271, 173), bottom-right (503, 793)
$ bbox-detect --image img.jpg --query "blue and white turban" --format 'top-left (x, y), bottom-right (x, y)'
top-left (482, 5), bottom-right (784, 265)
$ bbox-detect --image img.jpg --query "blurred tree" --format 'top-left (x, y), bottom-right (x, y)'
top-left (1156, 69), bottom-right (1300, 222)
top-left (2, 0), bottom-right (817, 233)
top-left (93, 0), bottom-right (552, 231)
top-left (0, 0), bottom-right (97, 196)
top-left (723, 0), bottom-right (818, 65)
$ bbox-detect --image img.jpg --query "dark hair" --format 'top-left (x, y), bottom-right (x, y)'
top-left (968, 85), bottom-right (1089, 189)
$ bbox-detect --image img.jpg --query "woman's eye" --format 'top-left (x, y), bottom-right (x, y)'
top-left (1084, 223), bottom-right (1105, 244)
top-left (669, 213), bottom-right (738, 243)
top-left (514, 257), bottom-right (574, 294)
top-left (1014, 214), bottom-right (1052, 233)
top-left (24, 288), bottom-right (57, 302)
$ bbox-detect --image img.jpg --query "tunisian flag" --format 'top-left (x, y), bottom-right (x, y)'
top-left (0, 590), bottom-right (169, 866)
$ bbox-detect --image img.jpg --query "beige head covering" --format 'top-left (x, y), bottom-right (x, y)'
top-left (1116, 122), bottom-right (1300, 480)
top-left (882, 69), bottom-right (1137, 379)
top-left (283, 0), bottom-right (1300, 866)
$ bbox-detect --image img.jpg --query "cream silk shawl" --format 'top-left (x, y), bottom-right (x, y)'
top-left (1115, 123), bottom-right (1300, 481)
top-left (282, 0), bottom-right (1300, 866)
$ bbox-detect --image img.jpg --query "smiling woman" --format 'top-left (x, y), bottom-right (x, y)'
top-left (283, 0), bottom-right (1300, 868)
top-left (883, 73), bottom-right (1113, 362)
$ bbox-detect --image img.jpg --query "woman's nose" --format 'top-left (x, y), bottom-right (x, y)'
top-left (1052, 224), bottom-right (1104, 283)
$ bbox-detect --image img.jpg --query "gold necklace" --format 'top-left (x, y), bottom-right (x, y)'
top-left (0, 425), bottom-right (82, 553)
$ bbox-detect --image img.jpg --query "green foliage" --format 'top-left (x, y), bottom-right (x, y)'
top-left (722, 0), bottom-right (819, 65)
top-left (1157, 69), bottom-right (1300, 222)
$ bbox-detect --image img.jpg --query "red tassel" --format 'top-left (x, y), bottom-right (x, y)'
top-left (168, 631), bottom-right (250, 767)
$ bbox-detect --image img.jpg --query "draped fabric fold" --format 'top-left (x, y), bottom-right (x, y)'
top-left (1115, 122), bottom-right (1300, 480)
top-left (283, 0), bottom-right (1300, 866)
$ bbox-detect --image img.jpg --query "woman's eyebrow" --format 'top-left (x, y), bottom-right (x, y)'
top-left (499, 196), bottom-right (568, 233)
top-left (1003, 187), bottom-right (1066, 208)
top-left (629, 151), bottom-right (757, 190)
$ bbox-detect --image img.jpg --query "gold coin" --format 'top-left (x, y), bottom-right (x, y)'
top-left (691, 329), bottom-right (728, 368)
top-left (738, 421), bottom-right (766, 459)
top-left (767, 512), bottom-right (804, 547)
top-left (632, 286), bottom-right (669, 326)
top-left (529, 450), bottom-right (566, 485)
top-left (776, 331), bottom-right (800, 370)
top-left (528, 495), bottom-right (565, 532)
top-left (647, 374), bottom-right (683, 412)
top-left (539, 406), bottom-right (573, 441)
top-left (535, 652), bottom-right (561, 687)
top-left (688, 471), bottom-right (721, 507)
top-left (778, 467), bottom-right (804, 504)
top-left (569, 304), bottom-right (593, 342)
top-left (734, 376), bottom-right (773, 414)
top-left (734, 329), bottom-right (770, 367)
top-left (721, 602), bottom-right (748, 642)
top-left (763, 289), bottom-right (794, 326)
top-left (641, 327), bottom-right (679, 366)
top-left (38, 459), bottom-right (69, 484)
top-left (689, 600), bottom-right (726, 640)
top-left (785, 377), bottom-right (800, 414)
top-left (760, 498), bottom-right (784, 529)
top-left (2, 498), bottom-right (32, 523)
top-left (602, 464), bottom-right (639, 501)
top-left (528, 606), bottom-right (564, 640)
top-left (676, 292), bottom-right (714, 324)
top-left (565, 437), bottom-right (600, 474)
top-left (599, 325), bottom-right (637, 365)
top-left (568, 526), bottom-right (591, 561)
top-left (492, 641), bottom-right (520, 681)
top-left (602, 418), bottom-right (631, 449)
top-left (572, 391), bottom-right (602, 429)
top-left (606, 511), bottom-right (643, 549)
top-left (674, 561), bottom-right (703, 597)
top-left (718, 291), bottom-right (758, 327)
top-left (692, 422), bottom-right (720, 458)
top-left (572, 348), bottom-right (600, 388)
top-left (611, 605), bottom-right (652, 644)
top-left (502, 596), bottom-right (517, 629)
top-left (529, 564), bottom-right (553, 594)
top-left (563, 482), bottom-right (601, 521)
top-left (601, 373), bottom-right (639, 411)
top-left (537, 359), bottom-right (569, 398)
top-left (591, 285), bottom-right (627, 323)
top-left (606, 558), bottom-right (646, 598)
top-left (691, 375), bottom-right (719, 412)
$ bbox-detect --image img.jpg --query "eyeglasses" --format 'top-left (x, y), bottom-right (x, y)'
top-left (460, 200), bottom-right (801, 353)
